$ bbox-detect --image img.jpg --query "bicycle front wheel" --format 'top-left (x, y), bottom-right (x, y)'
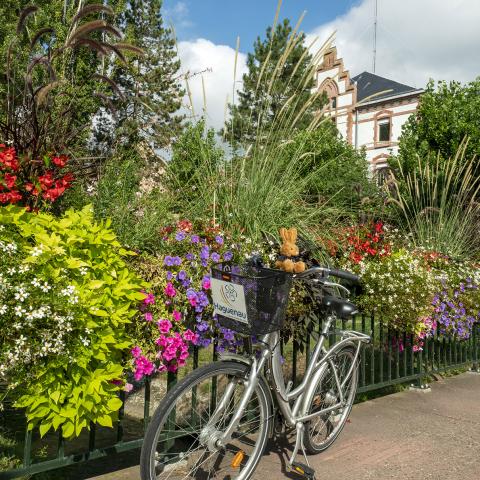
top-left (140, 360), bottom-right (271, 480)
top-left (303, 345), bottom-right (359, 454)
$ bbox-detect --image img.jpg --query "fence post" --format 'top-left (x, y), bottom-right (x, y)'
top-left (471, 323), bottom-right (479, 373)
top-left (411, 344), bottom-right (430, 390)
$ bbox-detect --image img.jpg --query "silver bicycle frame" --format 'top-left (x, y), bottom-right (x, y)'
top-left (216, 315), bottom-right (370, 465)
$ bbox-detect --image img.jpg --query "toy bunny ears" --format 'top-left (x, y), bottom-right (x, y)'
top-left (279, 227), bottom-right (298, 243)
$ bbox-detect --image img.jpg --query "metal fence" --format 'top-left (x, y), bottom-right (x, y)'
top-left (1, 316), bottom-right (479, 480)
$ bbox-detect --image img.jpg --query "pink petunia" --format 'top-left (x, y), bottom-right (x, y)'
top-left (144, 312), bottom-right (153, 322)
top-left (183, 329), bottom-right (199, 344)
top-left (172, 310), bottom-right (182, 322)
top-left (158, 319), bottom-right (173, 334)
top-left (164, 282), bottom-right (176, 298)
top-left (131, 346), bottom-right (142, 358)
top-left (124, 383), bottom-right (133, 392)
top-left (143, 292), bottom-right (155, 305)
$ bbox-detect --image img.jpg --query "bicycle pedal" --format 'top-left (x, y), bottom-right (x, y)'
top-left (290, 461), bottom-right (316, 480)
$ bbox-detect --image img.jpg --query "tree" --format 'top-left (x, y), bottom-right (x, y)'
top-left (111, 0), bottom-right (184, 151)
top-left (282, 121), bottom-right (380, 213)
top-left (225, 18), bottom-right (324, 146)
top-left (393, 78), bottom-right (480, 175)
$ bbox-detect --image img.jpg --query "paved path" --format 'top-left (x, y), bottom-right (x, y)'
top-left (82, 372), bottom-right (480, 480)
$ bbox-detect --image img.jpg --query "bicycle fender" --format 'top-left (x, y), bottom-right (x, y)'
top-left (217, 352), bottom-right (252, 366)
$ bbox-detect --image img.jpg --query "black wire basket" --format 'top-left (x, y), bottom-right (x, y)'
top-left (210, 263), bottom-right (293, 335)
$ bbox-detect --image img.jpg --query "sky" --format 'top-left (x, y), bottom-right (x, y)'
top-left (162, 0), bottom-right (480, 129)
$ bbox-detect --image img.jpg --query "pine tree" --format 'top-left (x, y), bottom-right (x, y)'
top-left (112, 0), bottom-right (184, 151)
top-left (225, 18), bottom-right (322, 146)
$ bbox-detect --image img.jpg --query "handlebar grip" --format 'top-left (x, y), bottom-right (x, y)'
top-left (328, 268), bottom-right (360, 284)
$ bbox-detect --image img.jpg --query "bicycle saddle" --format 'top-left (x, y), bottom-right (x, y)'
top-left (321, 295), bottom-right (358, 319)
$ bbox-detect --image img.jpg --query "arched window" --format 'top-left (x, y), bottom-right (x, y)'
top-left (319, 78), bottom-right (339, 110)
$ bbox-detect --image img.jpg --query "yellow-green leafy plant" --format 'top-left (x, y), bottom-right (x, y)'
top-left (0, 205), bottom-right (146, 438)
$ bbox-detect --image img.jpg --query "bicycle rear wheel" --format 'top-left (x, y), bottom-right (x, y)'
top-left (303, 346), bottom-right (359, 454)
top-left (140, 360), bottom-right (271, 480)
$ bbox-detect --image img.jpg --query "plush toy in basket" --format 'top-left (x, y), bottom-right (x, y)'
top-left (275, 227), bottom-right (306, 273)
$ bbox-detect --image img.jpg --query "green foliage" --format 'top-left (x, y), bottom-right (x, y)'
top-left (0, 1), bottom-right (131, 159)
top-left (225, 18), bottom-right (325, 146)
top-left (0, 205), bottom-right (146, 438)
top-left (167, 120), bottom-right (225, 204)
top-left (394, 78), bottom-right (480, 175)
top-left (110, 0), bottom-right (185, 151)
top-left (389, 142), bottom-right (480, 259)
top-left (282, 123), bottom-right (380, 212)
top-left (90, 149), bottom-right (173, 251)
top-left (355, 249), bottom-right (437, 333)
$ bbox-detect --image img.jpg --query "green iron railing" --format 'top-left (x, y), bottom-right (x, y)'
top-left (1, 317), bottom-right (479, 479)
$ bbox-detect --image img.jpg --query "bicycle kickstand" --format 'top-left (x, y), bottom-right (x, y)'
top-left (288, 423), bottom-right (316, 480)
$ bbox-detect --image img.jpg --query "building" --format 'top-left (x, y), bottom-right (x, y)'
top-left (316, 47), bottom-right (423, 175)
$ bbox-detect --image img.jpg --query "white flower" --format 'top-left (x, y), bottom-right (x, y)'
top-left (79, 267), bottom-right (88, 276)
top-left (14, 306), bottom-right (25, 317)
top-left (18, 264), bottom-right (30, 273)
top-left (31, 245), bottom-right (44, 257)
top-left (31, 278), bottom-right (40, 287)
top-left (0, 305), bottom-right (7, 315)
top-left (7, 267), bottom-right (16, 275)
top-left (40, 282), bottom-right (51, 293)
top-left (14, 291), bottom-right (28, 302)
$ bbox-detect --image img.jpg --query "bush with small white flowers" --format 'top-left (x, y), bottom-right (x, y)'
top-left (0, 205), bottom-right (146, 439)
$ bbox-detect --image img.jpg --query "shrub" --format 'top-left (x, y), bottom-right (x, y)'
top-left (0, 205), bottom-right (146, 438)
top-left (66, 148), bottom-right (173, 252)
top-left (128, 220), bottom-right (245, 380)
top-left (389, 143), bottom-right (480, 259)
top-left (354, 248), bottom-right (438, 334)
top-left (281, 124), bottom-right (380, 213)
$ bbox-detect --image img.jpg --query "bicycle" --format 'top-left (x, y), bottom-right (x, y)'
top-left (140, 261), bottom-right (370, 480)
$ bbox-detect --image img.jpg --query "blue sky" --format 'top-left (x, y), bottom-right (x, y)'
top-left (166, 0), bottom-right (479, 128)
top-left (163, 0), bottom-right (360, 49)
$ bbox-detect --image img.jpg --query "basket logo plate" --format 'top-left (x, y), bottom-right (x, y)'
top-left (211, 278), bottom-right (248, 324)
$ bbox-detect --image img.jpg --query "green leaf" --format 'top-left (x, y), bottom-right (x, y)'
top-left (62, 421), bottom-right (75, 438)
top-left (97, 414), bottom-right (113, 428)
top-left (107, 397), bottom-right (123, 412)
top-left (39, 421), bottom-right (52, 438)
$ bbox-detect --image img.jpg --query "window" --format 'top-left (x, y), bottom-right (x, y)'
top-left (378, 118), bottom-right (391, 142)
top-left (375, 166), bottom-right (391, 186)
top-left (331, 96), bottom-right (337, 108)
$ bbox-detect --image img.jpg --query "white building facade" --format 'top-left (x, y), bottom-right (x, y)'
top-left (316, 47), bottom-right (422, 173)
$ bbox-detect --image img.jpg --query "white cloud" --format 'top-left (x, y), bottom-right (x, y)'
top-left (175, 0), bottom-right (479, 129)
top-left (306, 0), bottom-right (480, 88)
top-left (177, 39), bottom-right (248, 129)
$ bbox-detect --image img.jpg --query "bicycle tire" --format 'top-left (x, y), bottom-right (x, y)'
top-left (303, 345), bottom-right (359, 454)
top-left (140, 360), bottom-right (272, 480)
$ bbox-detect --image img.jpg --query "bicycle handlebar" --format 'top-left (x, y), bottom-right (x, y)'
top-left (294, 266), bottom-right (360, 285)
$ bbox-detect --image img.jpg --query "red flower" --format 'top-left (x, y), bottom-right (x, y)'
top-left (4, 173), bottom-right (16, 189)
top-left (9, 190), bottom-right (22, 204)
top-left (177, 219), bottom-right (193, 232)
top-left (0, 147), bottom-right (19, 171)
top-left (52, 155), bottom-right (68, 168)
top-left (38, 171), bottom-right (55, 190)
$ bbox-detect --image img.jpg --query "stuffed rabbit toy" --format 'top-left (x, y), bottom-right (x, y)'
top-left (275, 227), bottom-right (306, 273)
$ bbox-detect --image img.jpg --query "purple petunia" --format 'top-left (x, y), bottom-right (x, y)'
top-left (191, 235), bottom-right (200, 243)
top-left (211, 252), bottom-right (221, 263)
top-left (215, 235), bottom-right (224, 245)
top-left (223, 251), bottom-right (233, 262)
top-left (175, 231), bottom-right (186, 241)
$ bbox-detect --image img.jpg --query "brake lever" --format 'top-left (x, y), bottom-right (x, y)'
top-left (321, 281), bottom-right (351, 296)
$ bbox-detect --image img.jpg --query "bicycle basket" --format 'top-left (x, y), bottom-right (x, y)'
top-left (210, 263), bottom-right (293, 335)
